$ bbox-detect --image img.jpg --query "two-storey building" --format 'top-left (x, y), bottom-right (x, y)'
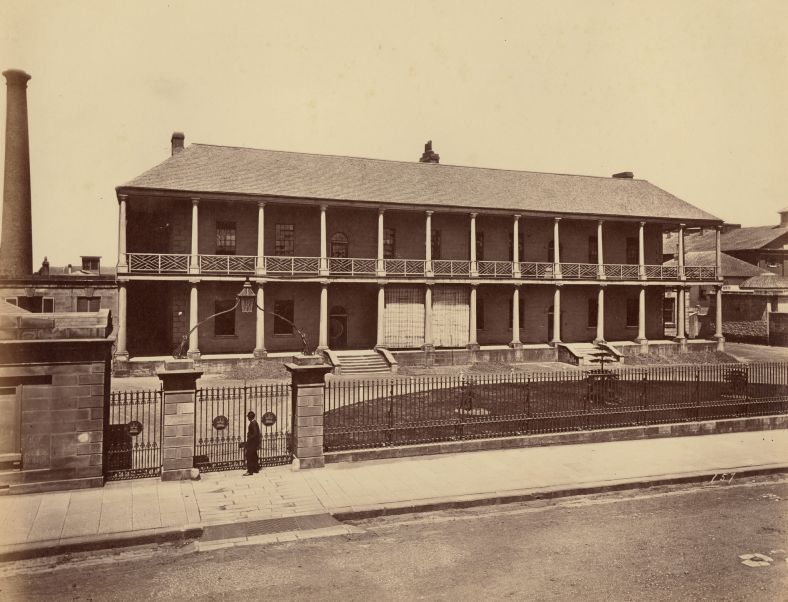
top-left (114, 135), bottom-right (724, 369)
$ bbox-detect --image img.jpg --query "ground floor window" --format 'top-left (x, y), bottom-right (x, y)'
top-left (214, 300), bottom-right (236, 336)
top-left (273, 300), bottom-right (294, 335)
top-left (588, 296), bottom-right (598, 328)
top-left (77, 296), bottom-right (100, 312)
top-left (626, 297), bottom-right (638, 327)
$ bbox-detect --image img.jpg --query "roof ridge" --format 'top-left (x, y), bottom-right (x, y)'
top-left (189, 143), bottom-right (646, 182)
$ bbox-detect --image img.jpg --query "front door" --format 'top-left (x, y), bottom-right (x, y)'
top-left (329, 307), bottom-right (348, 349)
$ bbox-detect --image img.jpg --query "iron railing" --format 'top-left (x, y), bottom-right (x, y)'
top-left (194, 383), bottom-right (292, 472)
top-left (323, 362), bottom-right (788, 452)
top-left (105, 388), bottom-right (163, 480)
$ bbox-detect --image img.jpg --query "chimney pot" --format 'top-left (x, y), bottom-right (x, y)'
top-left (171, 132), bottom-right (185, 155)
top-left (612, 171), bottom-right (634, 179)
top-left (419, 140), bottom-right (440, 164)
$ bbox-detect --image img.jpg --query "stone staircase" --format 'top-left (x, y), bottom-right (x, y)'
top-left (558, 343), bottom-right (622, 367)
top-left (334, 350), bottom-right (392, 376)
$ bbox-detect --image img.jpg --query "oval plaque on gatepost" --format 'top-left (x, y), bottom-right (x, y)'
top-left (261, 411), bottom-right (277, 427)
top-left (212, 415), bottom-right (229, 431)
top-left (127, 420), bottom-right (143, 437)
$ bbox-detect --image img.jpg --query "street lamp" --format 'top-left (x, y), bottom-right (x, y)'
top-left (173, 277), bottom-right (314, 359)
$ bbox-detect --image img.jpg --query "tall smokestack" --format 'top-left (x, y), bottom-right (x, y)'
top-left (1, 69), bottom-right (33, 277)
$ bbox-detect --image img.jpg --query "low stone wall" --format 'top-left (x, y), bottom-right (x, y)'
top-left (124, 355), bottom-right (296, 377)
top-left (392, 346), bottom-right (558, 367)
top-left (0, 338), bottom-right (113, 494)
top-left (325, 414), bottom-right (788, 465)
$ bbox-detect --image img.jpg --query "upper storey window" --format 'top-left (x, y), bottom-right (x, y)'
top-left (330, 233), bottom-right (349, 258)
top-left (275, 224), bottom-right (295, 256)
top-left (216, 222), bottom-right (236, 255)
top-left (384, 228), bottom-right (396, 259)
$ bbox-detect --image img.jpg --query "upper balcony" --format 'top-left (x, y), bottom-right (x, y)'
top-left (123, 253), bottom-right (718, 282)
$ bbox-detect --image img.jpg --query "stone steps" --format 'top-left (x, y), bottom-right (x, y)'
top-left (336, 351), bottom-right (391, 375)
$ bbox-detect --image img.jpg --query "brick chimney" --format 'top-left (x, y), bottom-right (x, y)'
top-left (778, 208), bottom-right (788, 228)
top-left (171, 132), bottom-right (185, 155)
top-left (419, 140), bottom-right (440, 164)
top-left (0, 69), bottom-right (33, 277)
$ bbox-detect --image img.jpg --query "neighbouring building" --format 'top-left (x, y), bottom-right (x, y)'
top-left (0, 69), bottom-right (118, 343)
top-left (113, 134), bottom-right (725, 369)
top-left (665, 210), bottom-right (788, 276)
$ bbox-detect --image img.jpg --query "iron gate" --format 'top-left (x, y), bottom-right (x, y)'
top-left (194, 383), bottom-right (292, 472)
top-left (105, 388), bottom-right (163, 481)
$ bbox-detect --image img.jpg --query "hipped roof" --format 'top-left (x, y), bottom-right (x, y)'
top-left (120, 144), bottom-right (721, 223)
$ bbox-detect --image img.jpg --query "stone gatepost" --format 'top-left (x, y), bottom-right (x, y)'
top-left (285, 358), bottom-right (332, 470)
top-left (157, 361), bottom-right (202, 481)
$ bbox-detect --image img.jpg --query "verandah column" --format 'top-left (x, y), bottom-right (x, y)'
top-left (467, 284), bottom-right (479, 350)
top-left (117, 194), bottom-right (128, 273)
top-left (319, 204), bottom-right (328, 276)
top-left (425, 210), bottom-right (433, 276)
top-left (638, 221), bottom-right (646, 280)
top-left (187, 281), bottom-right (200, 358)
top-left (674, 286), bottom-right (687, 347)
top-left (510, 285), bottom-right (522, 348)
top-left (377, 209), bottom-right (385, 276)
top-left (715, 225), bottom-right (723, 282)
top-left (318, 282), bottom-right (328, 350)
top-left (256, 201), bottom-right (266, 276)
top-left (375, 283), bottom-right (385, 348)
top-left (553, 217), bottom-right (562, 278)
top-left (189, 198), bottom-right (200, 274)
top-left (597, 220), bottom-right (605, 279)
top-left (423, 284), bottom-right (434, 351)
top-left (512, 214), bottom-right (521, 277)
top-left (551, 285), bottom-right (562, 345)
top-left (677, 223), bottom-right (686, 280)
top-left (115, 282), bottom-right (129, 362)
top-left (636, 285), bottom-right (648, 350)
top-left (253, 282), bottom-right (266, 358)
top-left (714, 285), bottom-right (725, 351)
top-left (470, 212), bottom-right (478, 277)
top-left (594, 286), bottom-right (605, 345)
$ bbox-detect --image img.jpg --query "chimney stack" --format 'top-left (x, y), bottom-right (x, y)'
top-left (419, 140), bottom-right (440, 164)
top-left (0, 69), bottom-right (33, 277)
top-left (171, 132), bottom-right (185, 155)
top-left (778, 208), bottom-right (788, 228)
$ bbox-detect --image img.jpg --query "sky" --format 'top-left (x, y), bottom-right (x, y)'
top-left (1, 0), bottom-right (787, 266)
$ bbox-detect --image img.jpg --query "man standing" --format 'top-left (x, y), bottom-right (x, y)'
top-left (243, 410), bottom-right (262, 476)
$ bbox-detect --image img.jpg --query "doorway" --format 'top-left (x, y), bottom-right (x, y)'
top-left (329, 306), bottom-right (348, 349)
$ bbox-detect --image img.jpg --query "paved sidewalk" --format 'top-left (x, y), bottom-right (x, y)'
top-left (0, 430), bottom-right (786, 559)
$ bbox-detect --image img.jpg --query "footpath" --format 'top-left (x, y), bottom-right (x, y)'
top-left (0, 429), bottom-right (786, 561)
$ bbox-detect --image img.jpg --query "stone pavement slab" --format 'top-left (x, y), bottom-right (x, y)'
top-left (0, 430), bottom-right (785, 560)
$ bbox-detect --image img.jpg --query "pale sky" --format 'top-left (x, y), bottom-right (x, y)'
top-left (1, 0), bottom-right (787, 266)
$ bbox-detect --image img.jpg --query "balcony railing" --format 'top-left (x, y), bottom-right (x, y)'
top-left (124, 254), bottom-right (718, 282)
top-left (127, 253), bottom-right (190, 273)
top-left (477, 260), bottom-right (514, 278)
top-left (519, 262), bottom-right (555, 279)
top-left (385, 259), bottom-right (426, 276)
top-left (264, 256), bottom-right (321, 275)
top-left (199, 254), bottom-right (257, 274)
top-left (432, 260), bottom-right (471, 277)
top-left (328, 257), bottom-right (377, 276)
top-left (561, 263), bottom-right (599, 279)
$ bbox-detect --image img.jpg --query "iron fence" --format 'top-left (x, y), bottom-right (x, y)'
top-left (105, 388), bottom-right (163, 480)
top-left (324, 362), bottom-right (788, 451)
top-left (194, 383), bottom-right (292, 472)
